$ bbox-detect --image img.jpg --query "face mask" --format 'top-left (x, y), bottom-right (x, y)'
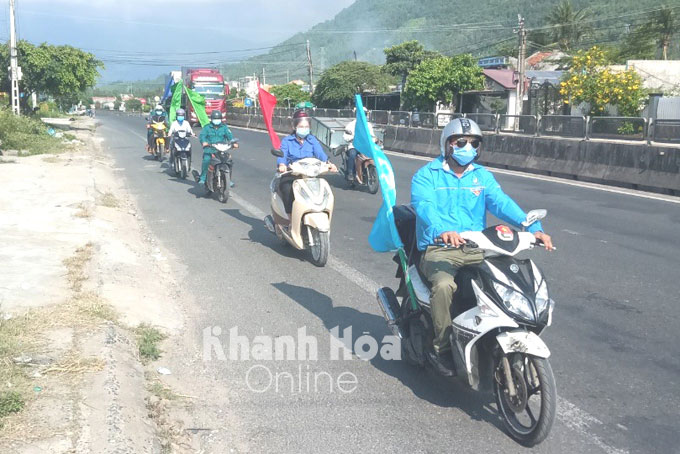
top-left (296, 127), bottom-right (310, 138)
top-left (155, 111), bottom-right (163, 116)
top-left (449, 143), bottom-right (478, 166)
top-left (212, 119), bottom-right (222, 126)
top-left (177, 116), bottom-right (184, 123)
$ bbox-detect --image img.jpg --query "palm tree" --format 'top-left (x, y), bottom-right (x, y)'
top-left (547, 1), bottom-right (591, 51)
top-left (651, 7), bottom-right (676, 60)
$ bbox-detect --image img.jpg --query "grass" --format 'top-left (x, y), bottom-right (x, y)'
top-left (98, 192), bottom-right (119, 208)
top-left (148, 381), bottom-right (178, 401)
top-left (0, 107), bottom-right (66, 156)
top-left (136, 324), bottom-right (167, 363)
top-left (74, 203), bottom-right (93, 219)
top-left (0, 392), bottom-right (24, 422)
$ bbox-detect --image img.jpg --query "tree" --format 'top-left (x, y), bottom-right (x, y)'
top-left (559, 46), bottom-right (646, 116)
top-left (125, 99), bottom-right (143, 112)
top-left (547, 1), bottom-right (591, 51)
top-left (617, 23), bottom-right (656, 61)
top-left (383, 40), bottom-right (439, 90)
top-left (649, 7), bottom-right (676, 60)
top-left (311, 61), bottom-right (392, 108)
top-left (403, 55), bottom-right (484, 111)
top-left (0, 40), bottom-right (103, 109)
top-left (269, 83), bottom-right (310, 107)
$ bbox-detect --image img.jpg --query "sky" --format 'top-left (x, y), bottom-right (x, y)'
top-left (7, 0), bottom-right (355, 82)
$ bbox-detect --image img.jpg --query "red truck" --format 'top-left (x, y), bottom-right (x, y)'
top-left (182, 67), bottom-right (229, 126)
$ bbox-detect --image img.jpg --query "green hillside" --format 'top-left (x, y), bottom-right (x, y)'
top-left (222, 0), bottom-right (679, 84)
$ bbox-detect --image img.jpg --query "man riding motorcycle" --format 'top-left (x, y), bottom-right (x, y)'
top-left (193, 110), bottom-right (236, 188)
top-left (274, 109), bottom-right (337, 213)
top-left (411, 118), bottom-right (554, 376)
top-left (147, 105), bottom-right (168, 153)
top-left (342, 106), bottom-right (377, 183)
top-left (168, 108), bottom-right (194, 163)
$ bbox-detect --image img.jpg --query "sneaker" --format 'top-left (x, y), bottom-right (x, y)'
top-left (264, 215), bottom-right (275, 234)
top-left (426, 350), bottom-right (455, 377)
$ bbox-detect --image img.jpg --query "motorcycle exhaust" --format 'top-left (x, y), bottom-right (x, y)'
top-left (376, 287), bottom-right (403, 338)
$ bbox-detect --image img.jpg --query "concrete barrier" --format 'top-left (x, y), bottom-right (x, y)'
top-left (225, 112), bottom-right (680, 194)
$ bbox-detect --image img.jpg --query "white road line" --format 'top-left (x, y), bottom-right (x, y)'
top-left (229, 126), bottom-right (680, 205)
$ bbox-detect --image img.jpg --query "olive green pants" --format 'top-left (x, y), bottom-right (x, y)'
top-left (420, 246), bottom-right (485, 354)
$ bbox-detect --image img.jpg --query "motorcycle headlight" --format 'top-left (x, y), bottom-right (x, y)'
top-left (535, 279), bottom-right (549, 314)
top-left (296, 180), bottom-right (329, 210)
top-left (493, 282), bottom-right (535, 321)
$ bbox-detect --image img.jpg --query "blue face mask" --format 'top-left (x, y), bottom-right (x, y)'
top-left (212, 119), bottom-right (222, 126)
top-left (177, 116), bottom-right (184, 123)
top-left (296, 127), bottom-right (310, 138)
top-left (449, 143), bottom-right (478, 166)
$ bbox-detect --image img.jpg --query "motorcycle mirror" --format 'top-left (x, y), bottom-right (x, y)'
top-left (522, 209), bottom-right (547, 227)
top-left (271, 148), bottom-right (284, 158)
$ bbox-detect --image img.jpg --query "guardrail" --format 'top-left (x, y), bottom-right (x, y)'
top-left (227, 105), bottom-right (678, 143)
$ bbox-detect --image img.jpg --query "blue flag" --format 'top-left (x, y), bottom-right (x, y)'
top-left (352, 95), bottom-right (403, 252)
top-left (161, 76), bottom-right (174, 103)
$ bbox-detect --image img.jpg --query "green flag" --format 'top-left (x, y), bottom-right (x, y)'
top-left (185, 86), bottom-right (210, 127)
top-left (169, 81), bottom-right (183, 124)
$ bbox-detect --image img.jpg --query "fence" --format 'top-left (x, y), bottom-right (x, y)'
top-left (228, 105), bottom-right (678, 144)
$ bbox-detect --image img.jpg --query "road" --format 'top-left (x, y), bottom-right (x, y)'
top-left (98, 111), bottom-right (680, 453)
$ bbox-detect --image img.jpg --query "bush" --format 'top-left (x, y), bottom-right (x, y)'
top-left (0, 107), bottom-right (65, 155)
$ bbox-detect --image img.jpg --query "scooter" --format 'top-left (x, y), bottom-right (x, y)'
top-left (194, 140), bottom-right (239, 203)
top-left (149, 121), bottom-right (168, 162)
top-left (170, 130), bottom-right (192, 179)
top-left (265, 150), bottom-right (335, 267)
top-left (333, 143), bottom-right (379, 194)
top-left (376, 206), bottom-right (556, 446)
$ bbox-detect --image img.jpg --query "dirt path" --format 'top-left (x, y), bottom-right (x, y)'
top-left (0, 118), bottom-right (192, 452)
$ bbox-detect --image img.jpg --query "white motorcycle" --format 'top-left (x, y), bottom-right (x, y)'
top-left (265, 150), bottom-right (335, 267)
top-left (377, 206), bottom-right (556, 446)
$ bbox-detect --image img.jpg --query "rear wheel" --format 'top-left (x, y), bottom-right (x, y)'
top-left (309, 228), bottom-right (329, 267)
top-left (366, 164), bottom-right (379, 194)
top-left (494, 354), bottom-right (556, 446)
top-left (216, 171), bottom-right (230, 203)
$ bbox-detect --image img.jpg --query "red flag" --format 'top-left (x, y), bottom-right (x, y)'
top-left (257, 82), bottom-right (281, 150)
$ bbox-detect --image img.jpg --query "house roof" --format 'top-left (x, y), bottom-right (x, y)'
top-left (483, 69), bottom-right (516, 90)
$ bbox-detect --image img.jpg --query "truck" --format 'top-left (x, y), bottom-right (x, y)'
top-left (181, 67), bottom-right (229, 126)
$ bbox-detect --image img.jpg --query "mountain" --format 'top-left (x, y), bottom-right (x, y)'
top-left (221, 0), bottom-right (676, 84)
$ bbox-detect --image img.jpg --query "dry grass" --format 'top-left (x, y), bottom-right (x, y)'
top-left (98, 191), bottom-right (119, 208)
top-left (74, 203), bottom-right (93, 219)
top-left (41, 156), bottom-right (60, 164)
top-left (63, 243), bottom-right (93, 293)
top-left (43, 353), bottom-right (104, 377)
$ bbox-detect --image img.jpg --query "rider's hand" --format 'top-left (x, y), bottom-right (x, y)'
top-left (440, 231), bottom-right (466, 247)
top-left (277, 164), bottom-right (287, 173)
top-left (202, 142), bottom-right (209, 147)
top-left (328, 163), bottom-right (338, 172)
top-left (534, 232), bottom-right (554, 251)
top-left (233, 143), bottom-right (239, 148)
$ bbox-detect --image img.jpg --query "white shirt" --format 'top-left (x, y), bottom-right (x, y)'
top-left (343, 119), bottom-right (376, 147)
top-left (168, 120), bottom-right (194, 136)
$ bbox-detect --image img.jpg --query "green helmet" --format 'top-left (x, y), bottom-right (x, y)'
top-left (210, 110), bottom-right (223, 120)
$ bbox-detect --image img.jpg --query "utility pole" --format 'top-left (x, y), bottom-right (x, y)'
top-left (514, 14), bottom-right (527, 124)
top-left (306, 40), bottom-right (314, 94)
top-left (262, 67), bottom-right (266, 86)
top-left (9, 0), bottom-right (21, 115)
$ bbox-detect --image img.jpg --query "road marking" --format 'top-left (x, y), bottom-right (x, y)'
top-left (229, 192), bottom-right (382, 295)
top-left (557, 400), bottom-right (628, 454)
top-left (562, 229), bottom-right (580, 235)
top-left (229, 126), bottom-right (680, 205)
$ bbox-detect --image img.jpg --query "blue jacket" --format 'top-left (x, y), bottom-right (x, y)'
top-left (278, 134), bottom-right (328, 166)
top-left (411, 158), bottom-right (543, 251)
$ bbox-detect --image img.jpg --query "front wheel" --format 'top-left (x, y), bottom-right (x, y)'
top-left (494, 354), bottom-right (556, 447)
top-left (366, 164), bottom-right (379, 194)
top-left (216, 171), bottom-right (230, 203)
top-left (180, 159), bottom-right (188, 179)
top-left (156, 143), bottom-right (163, 162)
top-left (309, 228), bottom-right (329, 267)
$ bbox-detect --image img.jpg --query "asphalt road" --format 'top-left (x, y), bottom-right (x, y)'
top-left (98, 111), bottom-right (680, 453)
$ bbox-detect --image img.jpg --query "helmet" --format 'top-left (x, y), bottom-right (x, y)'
top-left (439, 118), bottom-right (483, 156)
top-left (155, 104), bottom-right (164, 112)
top-left (210, 110), bottom-right (223, 120)
top-left (292, 109), bottom-right (310, 127)
top-left (176, 108), bottom-right (185, 116)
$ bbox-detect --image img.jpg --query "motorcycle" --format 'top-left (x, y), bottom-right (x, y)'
top-left (333, 143), bottom-right (379, 194)
top-left (265, 150), bottom-right (335, 267)
top-left (149, 120), bottom-right (168, 162)
top-left (170, 130), bottom-right (192, 179)
top-left (376, 206), bottom-right (556, 446)
top-left (202, 140), bottom-right (239, 203)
